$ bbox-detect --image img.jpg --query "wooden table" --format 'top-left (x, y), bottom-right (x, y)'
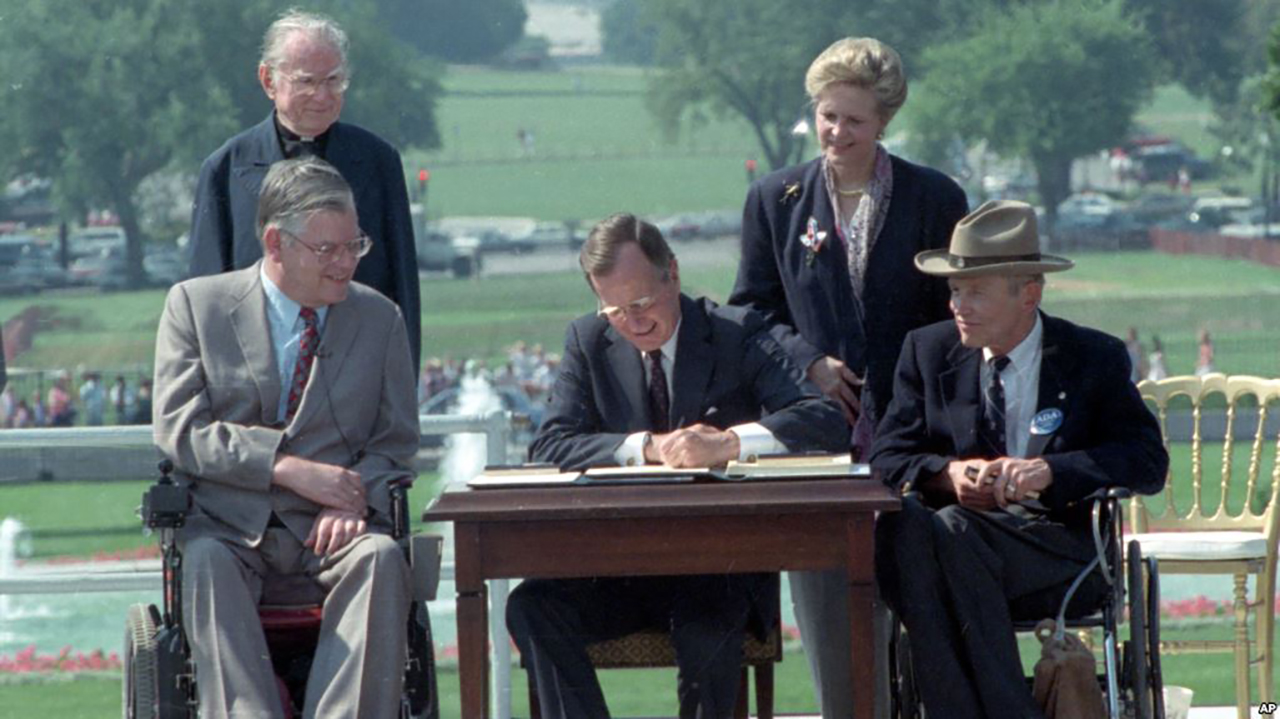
top-left (423, 476), bottom-right (900, 719)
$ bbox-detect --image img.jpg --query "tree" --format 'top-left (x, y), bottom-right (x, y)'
top-left (602, 0), bottom-right (658, 66)
top-left (638, 0), bottom-right (999, 172)
top-left (376, 0), bottom-right (526, 64)
top-left (0, 0), bottom-right (441, 288)
top-left (1124, 0), bottom-right (1248, 106)
top-left (0, 0), bottom-right (239, 286)
top-left (907, 0), bottom-right (1156, 229)
top-left (641, 0), bottom-right (862, 171)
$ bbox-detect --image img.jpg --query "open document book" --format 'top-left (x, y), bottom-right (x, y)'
top-left (467, 454), bottom-right (869, 489)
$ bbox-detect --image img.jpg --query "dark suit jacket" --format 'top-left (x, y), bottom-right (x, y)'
top-left (530, 294), bottom-right (848, 470)
top-left (729, 155), bottom-right (968, 425)
top-left (186, 114), bottom-right (421, 372)
top-left (870, 313), bottom-right (1168, 525)
top-left (530, 294), bottom-right (847, 636)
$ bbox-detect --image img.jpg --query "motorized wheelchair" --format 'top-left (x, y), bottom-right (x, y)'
top-left (889, 488), bottom-right (1166, 719)
top-left (123, 460), bottom-right (443, 719)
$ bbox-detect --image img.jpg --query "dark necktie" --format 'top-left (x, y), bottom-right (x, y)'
top-left (647, 350), bottom-right (670, 433)
top-left (980, 355), bottom-right (1011, 456)
top-left (285, 308), bottom-right (320, 422)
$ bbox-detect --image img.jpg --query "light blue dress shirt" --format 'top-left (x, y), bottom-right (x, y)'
top-left (260, 265), bottom-right (328, 424)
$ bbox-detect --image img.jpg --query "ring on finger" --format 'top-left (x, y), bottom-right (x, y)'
top-left (1005, 483), bottom-right (1017, 496)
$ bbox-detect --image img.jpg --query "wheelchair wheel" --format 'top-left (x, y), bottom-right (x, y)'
top-left (403, 602), bottom-right (439, 719)
top-left (123, 604), bottom-right (161, 719)
top-left (1145, 556), bottom-right (1165, 719)
top-left (889, 619), bottom-right (923, 719)
top-left (1126, 540), bottom-right (1152, 719)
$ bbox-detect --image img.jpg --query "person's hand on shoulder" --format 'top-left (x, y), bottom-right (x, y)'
top-left (806, 355), bottom-right (862, 425)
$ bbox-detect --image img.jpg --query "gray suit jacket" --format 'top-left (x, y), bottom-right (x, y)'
top-left (152, 264), bottom-right (419, 546)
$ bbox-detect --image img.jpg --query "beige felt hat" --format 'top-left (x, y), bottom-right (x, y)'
top-left (914, 200), bottom-right (1073, 277)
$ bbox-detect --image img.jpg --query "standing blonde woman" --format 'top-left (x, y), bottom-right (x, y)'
top-left (729, 37), bottom-right (968, 718)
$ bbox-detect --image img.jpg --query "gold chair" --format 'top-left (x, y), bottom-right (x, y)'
top-left (524, 626), bottom-right (781, 719)
top-left (1134, 372), bottom-right (1280, 718)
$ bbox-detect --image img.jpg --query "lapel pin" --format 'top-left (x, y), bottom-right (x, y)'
top-left (781, 182), bottom-right (801, 203)
top-left (799, 216), bottom-right (827, 267)
top-left (1030, 408), bottom-right (1064, 436)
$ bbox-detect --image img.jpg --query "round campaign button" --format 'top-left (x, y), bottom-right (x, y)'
top-left (1030, 408), bottom-right (1064, 435)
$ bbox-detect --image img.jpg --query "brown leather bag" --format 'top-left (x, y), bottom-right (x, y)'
top-left (1032, 619), bottom-right (1106, 719)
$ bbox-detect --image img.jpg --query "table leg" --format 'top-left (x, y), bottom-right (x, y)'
top-left (847, 514), bottom-right (875, 719)
top-left (456, 523), bottom-right (490, 719)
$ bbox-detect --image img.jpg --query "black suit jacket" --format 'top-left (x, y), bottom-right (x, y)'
top-left (729, 155), bottom-right (968, 425)
top-left (186, 114), bottom-right (421, 372)
top-left (870, 313), bottom-right (1168, 524)
top-left (530, 294), bottom-right (847, 636)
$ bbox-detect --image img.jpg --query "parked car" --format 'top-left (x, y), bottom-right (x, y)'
top-left (143, 250), bottom-right (187, 287)
top-left (69, 248), bottom-right (131, 290)
top-left (7, 247), bottom-right (70, 293)
top-left (68, 226), bottom-right (126, 258)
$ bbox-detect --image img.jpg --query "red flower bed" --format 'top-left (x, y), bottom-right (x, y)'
top-left (0, 645), bottom-right (121, 674)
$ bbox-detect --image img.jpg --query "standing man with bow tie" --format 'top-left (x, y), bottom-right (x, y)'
top-left (154, 157), bottom-right (419, 718)
top-left (508, 213), bottom-right (846, 719)
top-left (187, 9), bottom-right (421, 374)
top-left (870, 200), bottom-right (1168, 718)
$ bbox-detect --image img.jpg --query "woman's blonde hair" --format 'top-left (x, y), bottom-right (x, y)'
top-left (804, 37), bottom-right (907, 123)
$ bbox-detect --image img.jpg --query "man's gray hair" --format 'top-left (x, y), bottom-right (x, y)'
top-left (261, 8), bottom-right (350, 75)
top-left (256, 157), bottom-right (355, 242)
top-left (579, 213), bottom-right (674, 283)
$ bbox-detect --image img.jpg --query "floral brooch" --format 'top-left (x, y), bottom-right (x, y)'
top-left (799, 216), bottom-right (827, 267)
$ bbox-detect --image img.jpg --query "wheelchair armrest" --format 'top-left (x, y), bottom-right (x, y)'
top-left (1105, 487), bottom-right (1132, 501)
top-left (389, 478), bottom-right (412, 540)
top-left (409, 534), bottom-right (444, 603)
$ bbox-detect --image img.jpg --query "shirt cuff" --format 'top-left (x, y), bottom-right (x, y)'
top-left (614, 431), bottom-right (650, 466)
top-left (730, 423), bottom-right (783, 462)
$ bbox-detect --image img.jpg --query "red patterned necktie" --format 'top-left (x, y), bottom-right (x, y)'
top-left (647, 349), bottom-right (670, 433)
top-left (285, 307), bottom-right (320, 422)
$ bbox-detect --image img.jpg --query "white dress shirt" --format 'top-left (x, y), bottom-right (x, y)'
top-left (981, 314), bottom-right (1043, 458)
top-left (614, 321), bottom-right (782, 466)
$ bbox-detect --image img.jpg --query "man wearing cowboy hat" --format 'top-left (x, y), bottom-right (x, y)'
top-left (869, 200), bottom-right (1168, 717)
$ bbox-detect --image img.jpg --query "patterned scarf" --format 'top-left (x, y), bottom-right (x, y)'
top-left (824, 145), bottom-right (894, 299)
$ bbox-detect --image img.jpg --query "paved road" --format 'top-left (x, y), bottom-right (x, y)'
top-left (460, 236), bottom-right (742, 277)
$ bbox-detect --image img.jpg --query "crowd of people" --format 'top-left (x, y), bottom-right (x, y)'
top-left (417, 341), bottom-right (560, 411)
top-left (1124, 326), bottom-right (1216, 382)
top-left (0, 370), bottom-right (152, 428)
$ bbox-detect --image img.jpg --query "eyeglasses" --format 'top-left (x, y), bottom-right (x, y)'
top-left (279, 70), bottom-right (349, 97)
top-left (282, 230), bottom-right (372, 264)
top-left (597, 294), bottom-right (658, 322)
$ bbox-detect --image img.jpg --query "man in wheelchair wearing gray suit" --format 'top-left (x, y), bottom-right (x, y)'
top-left (152, 156), bottom-right (418, 718)
top-left (870, 200), bottom-right (1169, 718)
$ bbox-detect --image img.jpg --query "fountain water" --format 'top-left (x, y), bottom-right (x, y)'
top-left (441, 368), bottom-right (506, 486)
top-left (0, 517), bottom-right (27, 622)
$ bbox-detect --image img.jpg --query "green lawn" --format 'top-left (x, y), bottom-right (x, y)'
top-left (405, 65), bottom-right (768, 222)
top-left (4, 249), bottom-right (1278, 380)
top-left (0, 626), bottom-right (1264, 717)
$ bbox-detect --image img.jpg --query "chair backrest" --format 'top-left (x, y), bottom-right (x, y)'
top-left (1134, 373), bottom-right (1280, 539)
